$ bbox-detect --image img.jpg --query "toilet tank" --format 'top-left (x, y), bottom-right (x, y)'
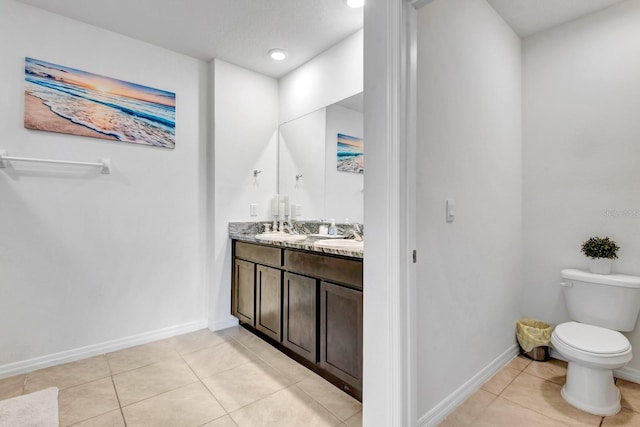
top-left (561, 269), bottom-right (640, 331)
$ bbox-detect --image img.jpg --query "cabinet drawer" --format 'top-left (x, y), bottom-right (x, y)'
top-left (284, 250), bottom-right (362, 290)
top-left (235, 241), bottom-right (282, 267)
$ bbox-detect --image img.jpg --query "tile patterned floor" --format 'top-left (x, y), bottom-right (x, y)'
top-left (440, 354), bottom-right (640, 426)
top-left (0, 326), bottom-right (361, 427)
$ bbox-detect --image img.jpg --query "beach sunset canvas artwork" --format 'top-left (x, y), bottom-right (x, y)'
top-left (337, 133), bottom-right (364, 174)
top-left (24, 57), bottom-right (176, 149)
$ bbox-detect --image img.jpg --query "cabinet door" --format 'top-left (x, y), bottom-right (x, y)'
top-left (320, 281), bottom-right (363, 393)
top-left (283, 272), bottom-right (317, 362)
top-left (255, 265), bottom-right (282, 341)
top-left (232, 259), bottom-right (255, 325)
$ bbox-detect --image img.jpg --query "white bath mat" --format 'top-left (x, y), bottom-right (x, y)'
top-left (0, 387), bottom-right (59, 427)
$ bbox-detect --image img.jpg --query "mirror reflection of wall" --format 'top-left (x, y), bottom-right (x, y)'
top-left (325, 95), bottom-right (363, 223)
top-left (279, 109), bottom-right (327, 220)
top-left (279, 92), bottom-right (363, 223)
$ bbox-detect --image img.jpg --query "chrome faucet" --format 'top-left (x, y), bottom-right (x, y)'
top-left (349, 223), bottom-right (363, 241)
top-left (281, 217), bottom-right (298, 234)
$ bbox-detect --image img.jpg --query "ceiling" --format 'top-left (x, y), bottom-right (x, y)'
top-left (17, 0), bottom-right (363, 79)
top-left (18, 0), bottom-right (626, 79)
top-left (487, 0), bottom-right (625, 37)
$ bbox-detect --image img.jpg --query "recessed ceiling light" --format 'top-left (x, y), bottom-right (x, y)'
top-left (269, 48), bottom-right (288, 61)
top-left (345, 0), bottom-right (365, 8)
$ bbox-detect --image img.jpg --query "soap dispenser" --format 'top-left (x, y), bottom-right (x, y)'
top-left (328, 219), bottom-right (337, 236)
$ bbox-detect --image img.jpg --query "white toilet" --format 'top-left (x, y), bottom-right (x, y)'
top-left (552, 269), bottom-right (640, 416)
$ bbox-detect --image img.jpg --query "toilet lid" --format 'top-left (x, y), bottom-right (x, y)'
top-left (555, 322), bottom-right (630, 354)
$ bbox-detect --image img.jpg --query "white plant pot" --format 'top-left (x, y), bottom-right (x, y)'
top-left (589, 258), bottom-right (613, 274)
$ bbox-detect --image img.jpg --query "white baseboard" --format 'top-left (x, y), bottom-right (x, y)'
top-left (417, 344), bottom-right (519, 427)
top-left (615, 366), bottom-right (640, 384)
top-left (0, 320), bottom-right (207, 380)
top-left (208, 316), bottom-right (239, 331)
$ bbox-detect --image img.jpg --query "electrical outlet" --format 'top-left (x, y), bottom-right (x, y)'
top-left (250, 203), bottom-right (257, 216)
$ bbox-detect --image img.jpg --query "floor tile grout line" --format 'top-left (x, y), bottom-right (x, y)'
top-left (230, 328), bottom-right (362, 419)
top-left (495, 391), bottom-right (576, 426)
top-left (294, 381), bottom-right (360, 422)
top-left (57, 378), bottom-right (123, 427)
top-left (195, 414), bottom-right (240, 427)
top-left (191, 341), bottom-right (309, 416)
top-left (110, 329), bottom-right (235, 423)
top-left (23, 372), bottom-right (113, 394)
top-left (481, 363), bottom-right (524, 396)
top-left (169, 329), bottom-right (236, 358)
top-left (116, 330), bottom-right (248, 421)
top-left (105, 358), bottom-right (128, 427)
top-left (117, 378), bottom-right (202, 409)
top-left (177, 349), bottom-right (233, 424)
top-left (65, 405), bottom-right (123, 427)
top-left (106, 351), bottom-right (184, 377)
top-left (228, 328), bottom-right (362, 420)
top-left (463, 389), bottom-right (498, 427)
top-left (205, 328), bottom-right (313, 417)
top-left (185, 350), bottom-right (257, 381)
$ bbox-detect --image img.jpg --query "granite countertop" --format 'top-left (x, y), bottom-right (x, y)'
top-left (229, 221), bottom-right (363, 259)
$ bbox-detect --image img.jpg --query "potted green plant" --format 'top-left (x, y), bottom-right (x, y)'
top-left (580, 236), bottom-right (620, 274)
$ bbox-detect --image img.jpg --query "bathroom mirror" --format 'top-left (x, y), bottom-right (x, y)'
top-left (278, 92), bottom-right (364, 223)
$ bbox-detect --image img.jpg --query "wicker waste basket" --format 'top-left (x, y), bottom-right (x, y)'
top-left (516, 318), bottom-right (553, 361)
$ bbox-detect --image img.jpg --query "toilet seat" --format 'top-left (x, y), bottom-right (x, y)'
top-left (554, 322), bottom-right (630, 355)
top-left (551, 322), bottom-right (632, 416)
top-left (551, 322), bottom-right (632, 370)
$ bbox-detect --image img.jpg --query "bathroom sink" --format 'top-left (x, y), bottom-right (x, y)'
top-left (314, 239), bottom-right (364, 250)
top-left (255, 233), bottom-right (307, 242)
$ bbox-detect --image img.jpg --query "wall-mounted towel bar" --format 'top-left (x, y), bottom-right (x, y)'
top-left (0, 150), bottom-right (111, 174)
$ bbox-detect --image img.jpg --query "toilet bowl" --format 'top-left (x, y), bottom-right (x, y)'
top-left (551, 321), bottom-right (631, 416)
top-left (554, 269), bottom-right (640, 416)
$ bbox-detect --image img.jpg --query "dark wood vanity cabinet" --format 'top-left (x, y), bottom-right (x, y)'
top-left (232, 241), bottom-right (283, 334)
top-left (320, 281), bottom-right (363, 392)
top-left (255, 265), bottom-right (282, 341)
top-left (231, 239), bottom-right (363, 399)
top-left (232, 259), bottom-right (255, 324)
top-left (282, 272), bottom-right (317, 362)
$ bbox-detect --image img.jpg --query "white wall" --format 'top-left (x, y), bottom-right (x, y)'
top-left (415, 0), bottom-right (523, 417)
top-left (0, 0), bottom-right (209, 374)
top-left (279, 29), bottom-right (363, 124)
top-left (522, 0), bottom-right (640, 370)
top-left (209, 59), bottom-right (279, 329)
top-left (324, 104), bottom-right (363, 224)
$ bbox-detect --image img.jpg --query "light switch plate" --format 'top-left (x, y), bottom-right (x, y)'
top-left (250, 203), bottom-right (257, 216)
top-left (446, 199), bottom-right (455, 222)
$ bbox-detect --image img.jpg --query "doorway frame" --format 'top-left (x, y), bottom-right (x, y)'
top-left (362, 0), bottom-right (419, 425)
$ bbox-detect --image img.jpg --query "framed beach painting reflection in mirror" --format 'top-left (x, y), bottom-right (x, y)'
top-left (24, 57), bottom-right (176, 149)
top-left (337, 133), bottom-right (364, 174)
